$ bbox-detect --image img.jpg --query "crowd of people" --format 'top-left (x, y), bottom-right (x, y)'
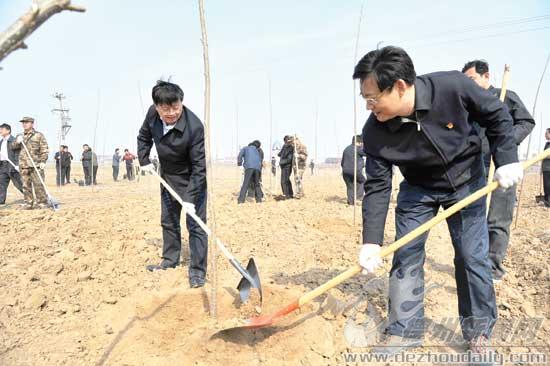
top-left (1, 49), bottom-right (550, 360)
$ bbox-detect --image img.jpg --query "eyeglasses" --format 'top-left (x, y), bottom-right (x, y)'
top-left (360, 89), bottom-right (388, 106)
top-left (156, 103), bottom-right (182, 113)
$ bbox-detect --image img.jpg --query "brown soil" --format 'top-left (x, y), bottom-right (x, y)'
top-left (0, 165), bottom-right (548, 365)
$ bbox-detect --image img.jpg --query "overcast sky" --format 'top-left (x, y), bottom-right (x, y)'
top-left (1, 0), bottom-right (549, 161)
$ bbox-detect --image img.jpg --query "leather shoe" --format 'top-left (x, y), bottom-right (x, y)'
top-left (146, 261), bottom-right (178, 272)
top-left (189, 277), bottom-right (205, 288)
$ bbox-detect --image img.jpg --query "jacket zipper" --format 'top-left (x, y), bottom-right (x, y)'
top-left (415, 112), bottom-right (457, 191)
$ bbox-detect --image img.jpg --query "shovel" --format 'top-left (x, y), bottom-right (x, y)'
top-left (20, 139), bottom-right (60, 211)
top-left (148, 169), bottom-right (262, 304)
top-left (220, 148), bottom-right (550, 332)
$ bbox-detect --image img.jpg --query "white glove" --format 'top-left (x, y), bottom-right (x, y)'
top-left (15, 135), bottom-right (23, 143)
top-left (140, 164), bottom-right (155, 174)
top-left (181, 201), bottom-right (196, 215)
top-left (359, 243), bottom-right (383, 274)
top-left (494, 162), bottom-right (523, 189)
top-left (38, 162), bottom-right (46, 170)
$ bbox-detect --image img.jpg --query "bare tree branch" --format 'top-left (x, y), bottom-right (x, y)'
top-left (0, 0), bottom-right (86, 65)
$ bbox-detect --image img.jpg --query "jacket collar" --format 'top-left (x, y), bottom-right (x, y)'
top-left (386, 78), bottom-right (432, 133)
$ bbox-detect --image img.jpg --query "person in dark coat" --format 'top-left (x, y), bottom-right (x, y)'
top-left (247, 140), bottom-right (264, 198)
top-left (278, 135), bottom-right (294, 199)
top-left (463, 59), bottom-right (536, 281)
top-left (137, 80), bottom-right (208, 288)
top-left (81, 144), bottom-right (98, 185)
top-left (341, 135), bottom-right (366, 204)
top-left (355, 46), bottom-right (522, 355)
top-left (54, 145), bottom-right (64, 186)
top-left (542, 128), bottom-right (550, 207)
top-left (0, 123), bottom-right (23, 204)
top-left (61, 145), bottom-right (73, 184)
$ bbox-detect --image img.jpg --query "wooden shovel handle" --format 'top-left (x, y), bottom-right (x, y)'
top-left (487, 64), bottom-right (511, 210)
top-left (298, 148), bottom-right (550, 307)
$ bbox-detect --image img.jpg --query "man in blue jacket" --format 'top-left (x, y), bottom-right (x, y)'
top-left (137, 80), bottom-right (207, 288)
top-left (237, 141), bottom-right (263, 203)
top-left (354, 46), bottom-right (522, 356)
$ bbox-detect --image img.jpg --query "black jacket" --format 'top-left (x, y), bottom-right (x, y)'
top-left (278, 143), bottom-right (294, 168)
top-left (477, 86), bottom-right (535, 168)
top-left (1, 135), bottom-right (19, 165)
top-left (137, 105), bottom-right (206, 203)
top-left (362, 71), bottom-right (518, 244)
top-left (543, 142), bottom-right (550, 172)
top-left (55, 151), bottom-right (73, 167)
top-left (341, 144), bottom-right (366, 176)
top-left (81, 150), bottom-right (98, 168)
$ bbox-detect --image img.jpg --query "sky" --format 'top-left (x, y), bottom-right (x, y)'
top-left (1, 0), bottom-right (549, 161)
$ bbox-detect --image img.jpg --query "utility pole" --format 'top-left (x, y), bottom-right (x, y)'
top-left (52, 93), bottom-right (72, 145)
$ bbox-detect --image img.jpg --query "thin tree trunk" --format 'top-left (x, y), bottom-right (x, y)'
top-left (198, 0), bottom-right (217, 319)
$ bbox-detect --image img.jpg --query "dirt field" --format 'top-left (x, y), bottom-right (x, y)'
top-left (0, 164), bottom-right (548, 365)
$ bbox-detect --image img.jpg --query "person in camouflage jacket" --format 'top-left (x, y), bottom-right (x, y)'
top-left (291, 136), bottom-right (308, 197)
top-left (10, 116), bottom-right (49, 209)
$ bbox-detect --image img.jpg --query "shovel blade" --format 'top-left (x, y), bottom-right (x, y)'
top-left (48, 196), bottom-right (60, 211)
top-left (236, 258), bottom-right (262, 304)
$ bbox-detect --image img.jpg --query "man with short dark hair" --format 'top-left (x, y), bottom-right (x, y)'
top-left (462, 59), bottom-right (535, 281)
top-left (0, 123), bottom-right (23, 204)
top-left (354, 46), bottom-right (521, 355)
top-left (61, 145), bottom-right (73, 184)
top-left (278, 135), bottom-right (294, 199)
top-left (112, 148), bottom-right (121, 181)
top-left (137, 80), bottom-right (208, 288)
top-left (122, 149), bottom-right (135, 181)
top-left (341, 135), bottom-right (366, 204)
top-left (543, 128), bottom-right (550, 207)
top-left (81, 144), bottom-right (98, 185)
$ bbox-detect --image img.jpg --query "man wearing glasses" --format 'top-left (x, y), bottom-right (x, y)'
top-left (137, 80), bottom-right (208, 289)
top-left (354, 46), bottom-right (522, 357)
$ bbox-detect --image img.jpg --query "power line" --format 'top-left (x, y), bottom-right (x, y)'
top-left (397, 14), bottom-right (550, 44)
top-left (412, 25), bottom-right (550, 48)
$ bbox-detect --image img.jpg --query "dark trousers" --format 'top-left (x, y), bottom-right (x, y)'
top-left (126, 165), bottom-right (134, 181)
top-left (247, 169), bottom-right (263, 198)
top-left (160, 178), bottom-right (208, 280)
top-left (280, 165), bottom-right (293, 198)
top-left (112, 165), bottom-right (119, 181)
top-left (342, 172), bottom-right (366, 204)
top-left (56, 165), bottom-right (62, 186)
top-left (543, 171), bottom-right (550, 204)
top-left (83, 166), bottom-right (98, 185)
top-left (83, 166), bottom-right (91, 185)
top-left (386, 174), bottom-right (496, 341)
top-left (487, 184), bottom-right (516, 279)
top-left (0, 162), bottom-right (23, 204)
top-left (57, 165), bottom-right (70, 185)
top-left (64, 165), bottom-right (71, 184)
top-left (239, 168), bottom-right (263, 203)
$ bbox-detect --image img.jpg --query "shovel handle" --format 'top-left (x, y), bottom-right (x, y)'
top-left (149, 169), bottom-right (235, 260)
top-left (298, 148), bottom-right (550, 307)
top-left (487, 64), bottom-right (511, 213)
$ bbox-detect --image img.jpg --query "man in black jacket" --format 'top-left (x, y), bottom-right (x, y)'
top-left (462, 60), bottom-right (535, 281)
top-left (543, 128), bottom-right (550, 207)
top-left (61, 145), bottom-right (73, 184)
top-left (137, 80), bottom-right (207, 288)
top-left (341, 135), bottom-right (366, 204)
top-left (355, 46), bottom-right (522, 355)
top-left (278, 135), bottom-right (294, 199)
top-left (0, 123), bottom-right (23, 204)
